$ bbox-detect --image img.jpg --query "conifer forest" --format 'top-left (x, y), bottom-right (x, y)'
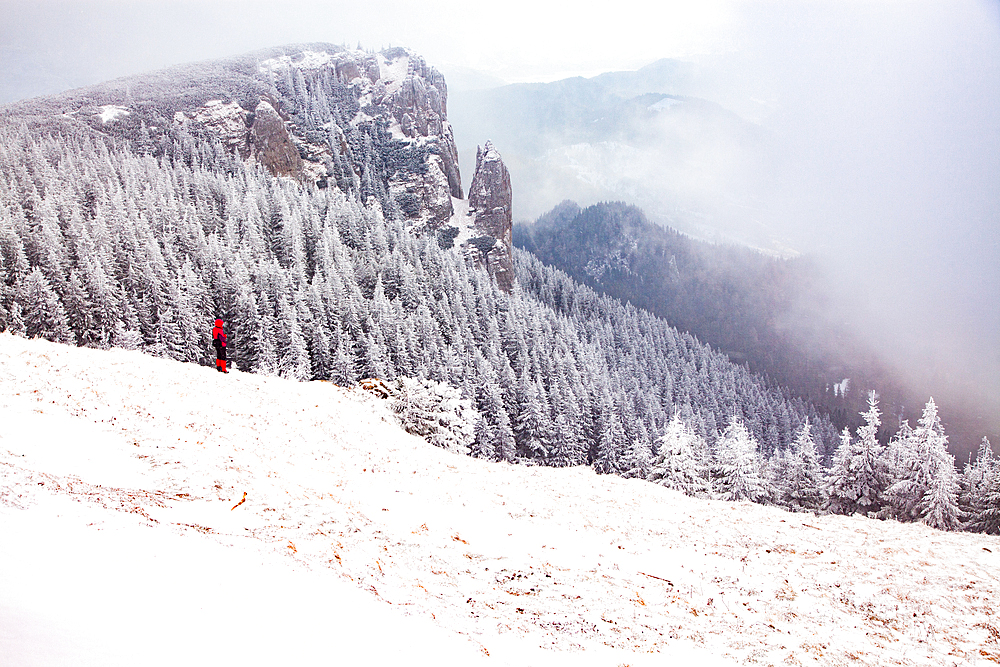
top-left (0, 45), bottom-right (996, 534)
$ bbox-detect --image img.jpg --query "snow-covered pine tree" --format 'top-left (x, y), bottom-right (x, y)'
top-left (883, 419), bottom-right (918, 520)
top-left (825, 427), bottom-right (858, 514)
top-left (979, 476), bottom-right (1000, 535)
top-left (647, 415), bottom-right (712, 497)
top-left (965, 438), bottom-right (999, 533)
top-left (886, 397), bottom-right (951, 524)
top-left (912, 398), bottom-right (961, 531)
top-left (17, 267), bottom-right (75, 345)
top-left (781, 422), bottom-right (826, 511)
top-left (549, 413), bottom-right (586, 468)
top-left (391, 376), bottom-right (479, 455)
top-left (714, 416), bottom-right (769, 503)
top-left (594, 396), bottom-right (628, 475)
top-left (488, 403), bottom-right (516, 463)
top-left (853, 391), bottom-right (886, 516)
top-left (766, 447), bottom-right (792, 507)
top-left (470, 417), bottom-right (496, 459)
top-left (622, 421), bottom-right (653, 479)
top-left (471, 378), bottom-right (517, 462)
top-left (514, 375), bottom-right (552, 461)
top-left (881, 418), bottom-right (914, 515)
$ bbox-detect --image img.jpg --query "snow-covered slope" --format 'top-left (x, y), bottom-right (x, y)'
top-left (1, 334), bottom-right (998, 666)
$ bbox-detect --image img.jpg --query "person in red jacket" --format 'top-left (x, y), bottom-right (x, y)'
top-left (212, 318), bottom-right (228, 373)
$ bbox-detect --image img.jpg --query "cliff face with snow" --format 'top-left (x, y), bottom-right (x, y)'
top-left (466, 142), bottom-right (514, 291)
top-left (429, 141), bottom-right (515, 292)
top-left (2, 43), bottom-right (465, 231)
top-left (255, 46), bottom-right (464, 228)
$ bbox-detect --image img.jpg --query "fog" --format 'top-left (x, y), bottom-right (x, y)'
top-left (723, 2), bottom-right (1000, 445)
top-left (1, 0), bottom-right (998, 450)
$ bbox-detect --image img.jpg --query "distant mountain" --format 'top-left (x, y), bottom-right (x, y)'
top-left (515, 201), bottom-right (914, 436)
top-left (448, 59), bottom-right (782, 252)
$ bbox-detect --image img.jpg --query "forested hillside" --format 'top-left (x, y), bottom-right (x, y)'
top-left (0, 121), bottom-right (837, 467)
top-left (0, 45), bottom-right (839, 471)
top-left (516, 201), bottom-right (910, 434)
top-left (2, 45), bottom-right (994, 533)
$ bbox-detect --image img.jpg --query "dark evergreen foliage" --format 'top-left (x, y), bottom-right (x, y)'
top-left (515, 200), bottom-right (900, 450)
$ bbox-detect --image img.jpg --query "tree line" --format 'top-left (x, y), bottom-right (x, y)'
top-left (649, 390), bottom-right (998, 533)
top-left (0, 120), bottom-right (837, 476)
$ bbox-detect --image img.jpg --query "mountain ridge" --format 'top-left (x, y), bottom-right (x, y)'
top-left (447, 59), bottom-right (779, 251)
top-left (515, 199), bottom-right (991, 458)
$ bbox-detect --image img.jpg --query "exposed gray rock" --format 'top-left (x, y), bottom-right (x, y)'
top-left (250, 100), bottom-right (303, 178)
top-left (188, 101), bottom-right (250, 157)
top-left (259, 47), bottom-right (463, 228)
top-left (467, 141), bottom-right (513, 292)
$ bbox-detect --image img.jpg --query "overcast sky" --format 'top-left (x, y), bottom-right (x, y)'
top-left (0, 0), bottom-right (739, 102)
top-left (2, 0), bottom-right (999, 436)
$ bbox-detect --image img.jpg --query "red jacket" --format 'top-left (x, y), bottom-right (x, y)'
top-left (212, 320), bottom-right (226, 348)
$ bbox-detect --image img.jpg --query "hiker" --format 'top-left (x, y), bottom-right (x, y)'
top-left (212, 318), bottom-right (228, 373)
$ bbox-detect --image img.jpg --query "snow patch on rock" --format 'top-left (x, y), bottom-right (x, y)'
top-left (377, 52), bottom-right (410, 95)
top-left (258, 49), bottom-right (334, 74)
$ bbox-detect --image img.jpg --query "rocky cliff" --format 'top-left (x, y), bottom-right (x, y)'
top-left (466, 141), bottom-right (514, 292)
top-left (2, 43), bottom-right (464, 230)
top-left (248, 99), bottom-right (303, 178)
top-left (1, 44), bottom-right (520, 289)
top-left (256, 46), bottom-right (463, 228)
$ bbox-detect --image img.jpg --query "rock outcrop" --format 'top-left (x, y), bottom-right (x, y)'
top-left (116, 45), bottom-right (465, 228)
top-left (466, 141), bottom-right (514, 292)
top-left (188, 101), bottom-right (249, 156)
top-left (249, 100), bottom-right (302, 177)
top-left (257, 46), bottom-right (463, 229)
top-left (12, 43), bottom-right (472, 252)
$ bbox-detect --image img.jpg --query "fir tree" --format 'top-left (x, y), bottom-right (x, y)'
top-left (471, 417), bottom-right (496, 459)
top-left (714, 417), bottom-right (768, 503)
top-left (775, 423), bottom-right (825, 511)
top-left (824, 427), bottom-right (857, 514)
top-left (886, 397), bottom-right (952, 524)
top-left (853, 391), bottom-right (886, 516)
top-left (594, 397), bottom-right (628, 475)
top-left (966, 438), bottom-right (999, 533)
top-left (912, 398), bottom-right (961, 531)
top-left (18, 268), bottom-right (75, 344)
top-left (514, 376), bottom-right (551, 461)
top-left (647, 415), bottom-right (712, 497)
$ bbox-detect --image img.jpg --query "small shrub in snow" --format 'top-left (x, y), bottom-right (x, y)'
top-left (390, 377), bottom-right (479, 455)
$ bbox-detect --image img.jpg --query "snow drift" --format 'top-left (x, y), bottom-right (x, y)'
top-left (1, 333), bottom-right (998, 666)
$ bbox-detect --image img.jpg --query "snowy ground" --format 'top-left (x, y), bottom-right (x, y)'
top-left (1, 334), bottom-right (998, 666)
